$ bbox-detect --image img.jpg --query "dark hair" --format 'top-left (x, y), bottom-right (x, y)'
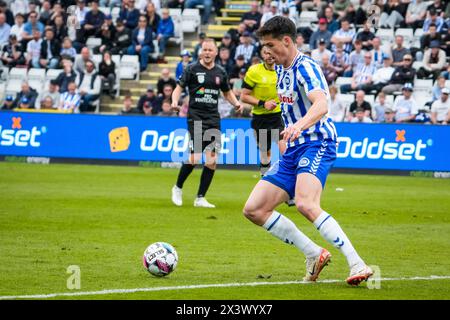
top-left (256, 16), bottom-right (296, 42)
top-left (429, 23), bottom-right (436, 29)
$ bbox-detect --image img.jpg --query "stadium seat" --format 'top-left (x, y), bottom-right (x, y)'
top-left (9, 67), bottom-right (28, 81)
top-left (385, 94), bottom-right (394, 106)
top-left (111, 7), bottom-right (120, 22)
top-left (92, 54), bottom-right (102, 69)
top-left (395, 28), bottom-right (414, 48)
top-left (365, 94), bottom-right (375, 106)
top-left (335, 77), bottom-right (352, 90)
top-left (414, 79), bottom-right (433, 95)
top-left (46, 69), bottom-right (62, 81)
top-left (339, 93), bottom-right (355, 111)
top-left (28, 68), bottom-right (46, 93)
top-left (298, 11), bottom-right (318, 28)
top-left (169, 8), bottom-right (182, 20)
top-left (181, 8), bottom-right (201, 33)
top-left (168, 17), bottom-right (184, 51)
top-left (375, 28), bottom-right (394, 43)
top-left (86, 38), bottom-right (102, 50)
top-left (120, 55), bottom-right (140, 81)
top-left (99, 7), bottom-right (111, 15)
top-left (412, 61), bottom-right (424, 70)
top-left (0, 82), bottom-right (5, 104)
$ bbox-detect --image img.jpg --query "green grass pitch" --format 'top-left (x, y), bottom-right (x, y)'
top-left (0, 162), bottom-right (449, 300)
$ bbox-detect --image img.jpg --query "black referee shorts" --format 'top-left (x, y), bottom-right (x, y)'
top-left (251, 112), bottom-right (284, 152)
top-left (188, 120), bottom-right (222, 154)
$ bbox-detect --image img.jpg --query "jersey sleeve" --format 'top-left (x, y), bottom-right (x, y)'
top-left (296, 60), bottom-right (328, 96)
top-left (243, 66), bottom-right (257, 89)
top-left (177, 64), bottom-right (191, 88)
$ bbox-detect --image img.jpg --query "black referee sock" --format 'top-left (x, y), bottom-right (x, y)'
top-left (176, 163), bottom-right (196, 189)
top-left (260, 162), bottom-right (271, 177)
top-left (197, 166), bottom-right (215, 198)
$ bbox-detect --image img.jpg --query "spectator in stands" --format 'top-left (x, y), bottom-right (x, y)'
top-left (48, 2), bottom-right (66, 26)
top-left (431, 75), bottom-right (447, 102)
top-left (0, 2), bottom-right (13, 27)
top-left (347, 90), bottom-right (372, 121)
top-left (417, 40), bottom-right (446, 80)
top-left (341, 52), bottom-right (376, 94)
top-left (145, 1), bottom-right (160, 34)
top-left (379, 0), bottom-right (407, 29)
top-left (75, 47), bottom-right (92, 74)
top-left (13, 81), bottom-right (38, 109)
top-left (22, 11), bottom-right (44, 42)
top-left (330, 42), bottom-right (349, 77)
top-left (355, 20), bottom-right (375, 51)
top-left (280, 7), bottom-right (295, 25)
top-left (219, 33), bottom-right (236, 60)
top-left (370, 37), bottom-right (388, 70)
top-left (309, 18), bottom-right (332, 51)
top-left (39, 1), bottom-right (52, 26)
top-left (421, 23), bottom-right (442, 51)
top-left (52, 14), bottom-right (68, 43)
top-left (158, 99), bottom-right (177, 117)
top-left (351, 107), bottom-right (373, 123)
top-left (178, 95), bottom-right (189, 117)
top-left (372, 92), bottom-right (392, 123)
top-left (1, 95), bottom-right (15, 110)
top-left (156, 8), bottom-right (174, 61)
top-left (241, 1), bottom-right (262, 32)
top-left (128, 15), bottom-right (154, 72)
top-left (430, 88), bottom-right (450, 124)
top-left (234, 31), bottom-right (256, 64)
top-left (232, 68), bottom-right (246, 99)
top-left (186, 0), bottom-right (213, 25)
top-left (382, 54), bottom-right (415, 94)
top-left (176, 49), bottom-right (192, 81)
top-left (321, 55), bottom-right (338, 85)
top-left (346, 39), bottom-right (365, 77)
top-left (155, 83), bottom-right (173, 112)
top-left (323, 6), bottom-right (340, 34)
top-left (137, 85), bottom-right (157, 113)
top-left (296, 34), bottom-right (309, 53)
top-left (1, 34), bottom-right (25, 68)
top-left (95, 14), bottom-right (116, 54)
top-left (393, 83), bottom-right (418, 123)
top-left (15, 96), bottom-right (33, 110)
top-left (216, 47), bottom-right (233, 75)
top-left (192, 32), bottom-right (206, 62)
top-left (405, 0), bottom-right (428, 29)
top-left (427, 0), bottom-right (446, 17)
top-left (119, 0), bottom-right (140, 30)
top-left (333, 0), bottom-right (351, 19)
top-left (76, 59), bottom-right (101, 112)
top-left (10, 13), bottom-right (24, 42)
top-left (59, 81), bottom-right (81, 113)
top-left (39, 27), bottom-right (60, 69)
top-left (60, 37), bottom-right (77, 61)
top-left (99, 51), bottom-right (116, 98)
top-left (227, 23), bottom-right (246, 48)
top-left (331, 18), bottom-right (355, 54)
top-left (108, 21), bottom-right (131, 55)
top-left (260, 1), bottom-right (278, 27)
top-left (368, 55), bottom-right (395, 94)
top-left (383, 108), bottom-right (395, 123)
top-left (26, 29), bottom-right (42, 68)
top-left (142, 100), bottom-right (153, 115)
top-left (56, 59), bottom-right (78, 93)
top-left (328, 86), bottom-right (346, 122)
top-left (39, 96), bottom-right (54, 110)
top-left (76, 0), bottom-right (89, 27)
top-left (119, 94), bottom-right (139, 115)
top-left (423, 8), bottom-right (445, 33)
top-left (311, 38), bottom-right (331, 64)
top-left (230, 54), bottom-right (247, 83)
top-left (39, 79), bottom-right (60, 109)
top-left (157, 68), bottom-right (176, 96)
top-left (391, 36), bottom-right (410, 68)
top-left (81, 1), bottom-right (105, 42)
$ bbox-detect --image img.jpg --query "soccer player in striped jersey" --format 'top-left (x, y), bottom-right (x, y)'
top-left (243, 16), bottom-right (373, 286)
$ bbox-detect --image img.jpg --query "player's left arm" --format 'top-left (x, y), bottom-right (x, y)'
top-left (282, 90), bottom-right (328, 143)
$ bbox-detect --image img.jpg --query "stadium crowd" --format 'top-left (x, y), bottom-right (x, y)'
top-left (0, 0), bottom-right (449, 124)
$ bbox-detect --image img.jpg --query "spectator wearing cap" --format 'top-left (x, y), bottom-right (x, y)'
top-left (347, 90), bottom-right (372, 121)
top-left (39, 28), bottom-right (60, 69)
top-left (119, 0), bottom-right (140, 30)
top-left (405, 0), bottom-right (428, 29)
top-left (383, 108), bottom-right (396, 123)
top-left (355, 21), bottom-right (375, 51)
top-left (108, 21), bottom-right (131, 55)
top-left (39, 79), bottom-right (60, 109)
top-left (127, 15), bottom-right (154, 72)
top-left (234, 31), bottom-right (256, 64)
top-left (309, 18), bottom-right (332, 50)
top-left (391, 35), bottom-right (410, 68)
top-left (25, 29), bottom-right (42, 68)
top-left (0, 12), bottom-right (10, 46)
top-left (94, 14), bottom-right (117, 54)
top-left (186, 0), bottom-right (213, 25)
top-left (10, 13), bottom-right (24, 42)
top-left (331, 18), bottom-right (355, 54)
top-left (192, 32), bottom-right (206, 62)
top-left (1, 95), bottom-right (15, 110)
top-left (311, 38), bottom-right (331, 65)
top-left (382, 54), bottom-right (415, 94)
top-left (393, 83), bottom-right (418, 123)
top-left (137, 86), bottom-right (157, 114)
top-left (1, 34), bottom-right (25, 68)
top-left (423, 8), bottom-right (445, 33)
top-left (417, 40), bottom-right (446, 80)
top-left (81, 1), bottom-right (105, 42)
top-left (372, 92), bottom-right (393, 123)
top-left (59, 81), bottom-right (81, 113)
top-left (260, 1), bottom-right (278, 27)
top-left (431, 88), bottom-right (450, 124)
top-left (351, 107), bottom-right (373, 123)
top-left (156, 8), bottom-right (174, 60)
top-left (241, 1), bottom-right (262, 32)
top-left (144, 2), bottom-right (160, 34)
top-left (75, 59), bottom-right (102, 112)
top-left (99, 51), bottom-right (117, 98)
top-left (157, 68), bottom-right (176, 96)
top-left (340, 52), bottom-right (376, 94)
top-left (219, 33), bottom-right (236, 60)
top-left (22, 11), bottom-right (44, 42)
top-left (15, 97), bottom-right (32, 110)
top-left (176, 50), bottom-right (192, 80)
top-left (13, 81), bottom-right (38, 109)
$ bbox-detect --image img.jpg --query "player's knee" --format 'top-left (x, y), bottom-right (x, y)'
top-left (296, 199), bottom-right (319, 220)
top-left (242, 203), bottom-right (265, 224)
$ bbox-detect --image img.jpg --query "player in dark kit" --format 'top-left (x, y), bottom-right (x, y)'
top-left (171, 38), bottom-right (243, 208)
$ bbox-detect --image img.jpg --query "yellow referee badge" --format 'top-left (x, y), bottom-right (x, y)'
top-left (109, 127), bottom-right (130, 152)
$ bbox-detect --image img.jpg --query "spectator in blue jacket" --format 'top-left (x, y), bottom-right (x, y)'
top-left (128, 15), bottom-right (154, 72)
top-left (118, 0), bottom-right (140, 30)
top-left (176, 50), bottom-right (191, 80)
top-left (156, 8), bottom-right (174, 60)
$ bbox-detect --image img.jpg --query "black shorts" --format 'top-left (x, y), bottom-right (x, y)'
top-left (251, 112), bottom-right (284, 152)
top-left (188, 119), bottom-right (222, 154)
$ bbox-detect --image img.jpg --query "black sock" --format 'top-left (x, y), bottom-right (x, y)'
top-left (176, 163), bottom-right (195, 189)
top-left (260, 162), bottom-right (271, 176)
top-left (197, 166), bottom-right (215, 198)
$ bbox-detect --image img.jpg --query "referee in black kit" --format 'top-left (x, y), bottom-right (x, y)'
top-left (171, 38), bottom-right (243, 208)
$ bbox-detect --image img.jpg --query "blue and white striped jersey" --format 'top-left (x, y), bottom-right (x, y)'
top-left (275, 51), bottom-right (338, 148)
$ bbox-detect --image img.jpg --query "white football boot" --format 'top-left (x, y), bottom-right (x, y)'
top-left (303, 248), bottom-right (332, 282)
top-left (171, 185), bottom-right (183, 206)
top-left (194, 197), bottom-right (216, 208)
top-left (346, 264), bottom-right (373, 286)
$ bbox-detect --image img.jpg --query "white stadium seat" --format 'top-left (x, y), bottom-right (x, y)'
top-left (8, 67), bottom-right (28, 81)
top-left (46, 69), bottom-right (62, 81)
top-left (86, 38), bottom-right (102, 50)
top-left (414, 79), bottom-right (433, 95)
top-left (376, 28), bottom-right (394, 43)
top-left (182, 8), bottom-right (201, 33)
top-left (120, 55), bottom-right (140, 81)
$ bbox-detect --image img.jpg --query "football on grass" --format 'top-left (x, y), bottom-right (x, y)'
top-left (143, 242), bottom-right (178, 276)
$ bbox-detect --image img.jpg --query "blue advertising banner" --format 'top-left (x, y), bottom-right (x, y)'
top-left (0, 111), bottom-right (449, 171)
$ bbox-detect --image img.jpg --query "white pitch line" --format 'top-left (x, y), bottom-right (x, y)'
top-left (1, 275), bottom-right (449, 300)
